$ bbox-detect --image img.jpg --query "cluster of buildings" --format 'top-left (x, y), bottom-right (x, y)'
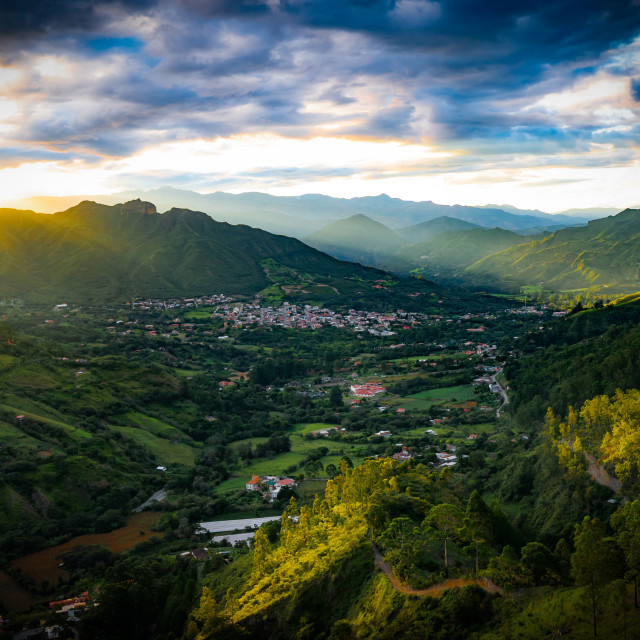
top-left (95, 294), bottom-right (550, 343)
top-left (210, 300), bottom-right (431, 335)
top-left (350, 383), bottom-right (386, 397)
top-left (245, 475), bottom-right (297, 500)
top-left (126, 294), bottom-right (232, 310)
top-left (48, 591), bottom-right (90, 620)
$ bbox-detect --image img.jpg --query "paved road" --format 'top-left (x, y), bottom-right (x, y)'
top-left (489, 369), bottom-right (508, 417)
top-left (134, 488), bottom-right (167, 512)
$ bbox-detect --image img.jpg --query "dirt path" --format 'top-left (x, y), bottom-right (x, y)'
top-left (564, 440), bottom-right (622, 494)
top-left (371, 544), bottom-right (502, 597)
top-left (583, 450), bottom-right (621, 493)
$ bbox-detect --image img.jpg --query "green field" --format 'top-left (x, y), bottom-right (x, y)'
top-left (110, 426), bottom-right (198, 466)
top-left (392, 384), bottom-right (475, 411)
top-left (215, 445), bottom-right (366, 494)
top-left (0, 421), bottom-right (43, 450)
top-left (0, 403), bottom-right (92, 440)
top-left (385, 352), bottom-right (468, 364)
top-left (0, 354), bottom-right (17, 369)
top-left (3, 394), bottom-right (68, 422)
top-left (125, 411), bottom-right (190, 441)
top-left (183, 308), bottom-right (215, 319)
top-left (408, 385), bottom-right (475, 401)
top-left (289, 422), bottom-right (339, 435)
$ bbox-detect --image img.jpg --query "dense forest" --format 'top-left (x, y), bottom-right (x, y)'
top-left (2, 290), bottom-right (640, 639)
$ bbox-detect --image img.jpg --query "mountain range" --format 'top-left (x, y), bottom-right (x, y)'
top-left (0, 200), bottom-right (388, 304)
top-left (466, 208), bottom-right (640, 291)
top-left (306, 208), bottom-right (640, 294)
top-left (2, 196), bottom-right (638, 305)
top-left (1, 187), bottom-right (613, 241)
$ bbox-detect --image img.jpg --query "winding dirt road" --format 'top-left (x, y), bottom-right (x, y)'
top-left (371, 544), bottom-right (502, 597)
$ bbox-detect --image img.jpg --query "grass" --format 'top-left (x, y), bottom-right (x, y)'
top-left (230, 437), bottom-right (269, 450)
top-left (390, 384), bottom-right (475, 412)
top-left (183, 308), bottom-right (215, 319)
top-left (234, 452), bottom-right (301, 476)
top-left (125, 411), bottom-right (189, 441)
top-left (0, 421), bottom-right (43, 450)
top-left (214, 476), bottom-right (251, 492)
top-left (0, 354), bottom-right (17, 369)
top-left (3, 393), bottom-right (68, 422)
top-left (215, 448), bottom-right (366, 494)
top-left (297, 479), bottom-right (328, 499)
top-left (385, 352), bottom-right (469, 364)
top-left (172, 367), bottom-right (201, 378)
top-left (0, 403), bottom-right (92, 440)
top-left (235, 344), bottom-right (274, 354)
top-left (289, 422), bottom-right (340, 435)
top-left (109, 426), bottom-right (198, 466)
top-left (408, 385), bottom-right (475, 401)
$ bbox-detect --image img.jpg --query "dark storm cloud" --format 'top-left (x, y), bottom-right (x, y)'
top-left (0, 0), bottom-right (152, 36)
top-left (1, 0), bottom-right (639, 165)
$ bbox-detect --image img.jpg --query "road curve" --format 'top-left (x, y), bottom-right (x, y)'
top-left (372, 543), bottom-right (502, 597)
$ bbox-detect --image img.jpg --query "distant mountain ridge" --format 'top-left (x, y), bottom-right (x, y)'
top-left (305, 214), bottom-right (404, 265)
top-left (466, 208), bottom-right (640, 291)
top-left (1, 188), bottom-right (603, 240)
top-left (396, 216), bottom-right (481, 243)
top-left (0, 200), bottom-right (389, 303)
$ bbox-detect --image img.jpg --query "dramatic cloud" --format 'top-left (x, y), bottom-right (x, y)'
top-left (0, 0), bottom-right (638, 209)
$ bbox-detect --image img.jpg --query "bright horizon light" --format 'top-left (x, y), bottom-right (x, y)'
top-left (0, 133), bottom-right (637, 213)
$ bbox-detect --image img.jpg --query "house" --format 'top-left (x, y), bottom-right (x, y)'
top-left (392, 446), bottom-right (413, 462)
top-left (435, 452), bottom-right (457, 466)
top-left (246, 475), bottom-right (297, 499)
top-left (375, 430), bottom-right (391, 438)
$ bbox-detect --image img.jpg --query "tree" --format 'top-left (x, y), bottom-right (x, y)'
top-left (611, 499), bottom-right (640, 608)
top-left (325, 463), bottom-right (338, 479)
top-left (252, 527), bottom-right (271, 578)
top-left (462, 490), bottom-right (493, 576)
top-left (329, 385), bottom-right (343, 408)
top-left (425, 503), bottom-right (463, 577)
top-left (304, 459), bottom-right (323, 478)
top-left (520, 542), bottom-right (558, 585)
top-left (571, 516), bottom-right (624, 636)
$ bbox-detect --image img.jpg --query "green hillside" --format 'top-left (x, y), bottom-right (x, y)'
top-left (401, 227), bottom-right (534, 278)
top-left (0, 200), bottom-right (387, 303)
top-left (467, 209), bottom-right (640, 292)
top-left (396, 216), bottom-right (481, 243)
top-left (305, 214), bottom-right (405, 266)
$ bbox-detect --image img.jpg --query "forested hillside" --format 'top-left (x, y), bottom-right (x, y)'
top-left (0, 200), bottom-right (386, 303)
top-left (3, 258), bottom-right (640, 639)
top-left (467, 209), bottom-right (640, 292)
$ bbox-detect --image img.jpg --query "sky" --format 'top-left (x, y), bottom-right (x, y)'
top-left (0, 0), bottom-right (639, 212)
